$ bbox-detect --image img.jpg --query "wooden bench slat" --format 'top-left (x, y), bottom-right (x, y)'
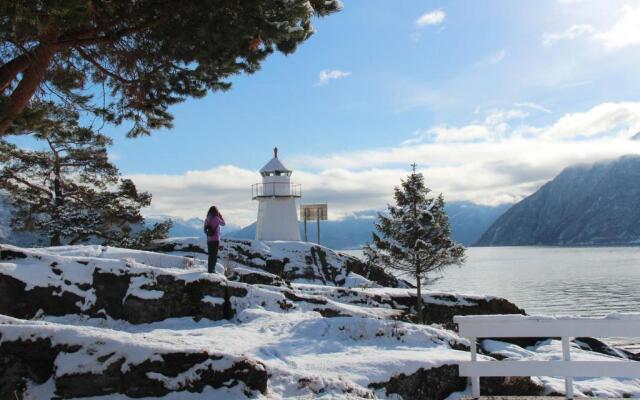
top-left (454, 316), bottom-right (640, 338)
top-left (459, 360), bottom-right (640, 378)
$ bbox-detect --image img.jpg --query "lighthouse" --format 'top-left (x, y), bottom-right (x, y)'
top-left (252, 148), bottom-right (301, 241)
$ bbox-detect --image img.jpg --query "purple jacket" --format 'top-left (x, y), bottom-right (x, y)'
top-left (204, 215), bottom-right (225, 242)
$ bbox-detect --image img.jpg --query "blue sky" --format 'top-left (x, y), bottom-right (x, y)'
top-left (108, 0), bottom-right (640, 173)
top-left (14, 0), bottom-right (640, 224)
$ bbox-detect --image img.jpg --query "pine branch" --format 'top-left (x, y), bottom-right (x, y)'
top-left (74, 47), bottom-right (137, 84)
top-left (3, 170), bottom-right (53, 197)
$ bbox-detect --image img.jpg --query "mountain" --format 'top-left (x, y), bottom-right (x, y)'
top-left (0, 194), bottom-right (44, 246)
top-left (228, 202), bottom-right (509, 249)
top-left (227, 213), bottom-right (377, 250)
top-left (445, 201), bottom-right (511, 246)
top-left (1, 191), bottom-right (505, 248)
top-left (0, 204), bottom-right (240, 246)
top-left (146, 216), bottom-right (242, 239)
top-left (476, 155), bottom-right (640, 246)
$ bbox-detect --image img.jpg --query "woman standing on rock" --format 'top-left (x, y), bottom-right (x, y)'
top-left (204, 206), bottom-right (226, 273)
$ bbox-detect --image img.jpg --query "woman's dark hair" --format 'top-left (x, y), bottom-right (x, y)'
top-left (207, 206), bottom-right (219, 217)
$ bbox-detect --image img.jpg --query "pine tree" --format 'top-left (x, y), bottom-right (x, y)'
top-left (365, 164), bottom-right (466, 323)
top-left (0, 0), bottom-right (342, 137)
top-left (0, 102), bottom-right (170, 247)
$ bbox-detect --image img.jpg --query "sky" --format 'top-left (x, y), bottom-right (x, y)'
top-left (26, 0), bottom-right (640, 226)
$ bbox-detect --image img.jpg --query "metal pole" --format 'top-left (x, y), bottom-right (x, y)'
top-left (316, 208), bottom-right (320, 245)
top-left (304, 209), bottom-right (308, 242)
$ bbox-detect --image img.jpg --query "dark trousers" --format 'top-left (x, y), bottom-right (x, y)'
top-left (207, 240), bottom-right (219, 273)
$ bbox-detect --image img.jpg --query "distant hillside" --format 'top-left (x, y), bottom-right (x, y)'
top-left (1, 193), bottom-right (506, 249)
top-left (227, 214), bottom-right (376, 250)
top-left (446, 202), bottom-right (511, 246)
top-left (0, 204), bottom-right (240, 246)
top-left (146, 216), bottom-right (241, 239)
top-left (0, 194), bottom-right (44, 246)
top-left (476, 155), bottom-right (640, 246)
top-left (228, 202), bottom-right (509, 249)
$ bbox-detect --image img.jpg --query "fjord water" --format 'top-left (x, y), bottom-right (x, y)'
top-left (344, 246), bottom-right (640, 349)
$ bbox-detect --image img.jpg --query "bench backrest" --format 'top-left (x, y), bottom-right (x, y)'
top-left (453, 314), bottom-right (640, 399)
top-left (455, 314), bottom-right (640, 338)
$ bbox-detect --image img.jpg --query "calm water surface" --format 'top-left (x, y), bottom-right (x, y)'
top-left (343, 246), bottom-right (640, 348)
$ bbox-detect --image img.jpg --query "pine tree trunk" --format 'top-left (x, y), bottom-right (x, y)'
top-left (50, 171), bottom-right (64, 247)
top-left (0, 41), bottom-right (59, 136)
top-left (416, 273), bottom-right (423, 324)
top-left (50, 233), bottom-right (61, 247)
top-left (0, 53), bottom-right (31, 93)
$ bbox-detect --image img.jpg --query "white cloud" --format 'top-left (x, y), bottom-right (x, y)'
top-left (542, 102), bottom-right (640, 139)
top-left (544, 4), bottom-right (640, 51)
top-left (488, 49), bottom-right (507, 64)
top-left (316, 69), bottom-right (351, 86)
top-left (404, 106), bottom-right (533, 144)
top-left (557, 0), bottom-right (586, 4)
top-left (415, 10), bottom-right (446, 27)
top-left (131, 103), bottom-right (640, 225)
top-left (515, 102), bottom-right (552, 114)
top-left (543, 24), bottom-right (595, 46)
top-left (403, 124), bottom-right (491, 145)
top-left (593, 4), bottom-right (640, 51)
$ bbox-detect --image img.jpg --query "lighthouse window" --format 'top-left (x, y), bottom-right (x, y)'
top-left (262, 171), bottom-right (291, 176)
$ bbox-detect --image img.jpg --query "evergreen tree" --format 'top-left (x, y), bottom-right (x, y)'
top-left (0, 102), bottom-right (170, 247)
top-left (365, 164), bottom-right (466, 323)
top-left (0, 0), bottom-right (342, 136)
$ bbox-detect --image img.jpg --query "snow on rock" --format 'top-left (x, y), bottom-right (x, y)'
top-left (293, 285), bottom-right (525, 328)
top-left (479, 338), bottom-right (640, 398)
top-left (0, 315), bottom-right (267, 398)
top-left (150, 237), bottom-right (411, 288)
top-left (0, 243), bottom-right (522, 327)
top-left (0, 244), bottom-right (236, 323)
top-left (2, 242), bottom-right (639, 399)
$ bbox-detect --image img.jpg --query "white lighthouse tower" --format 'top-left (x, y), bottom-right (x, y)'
top-left (252, 147), bottom-right (301, 241)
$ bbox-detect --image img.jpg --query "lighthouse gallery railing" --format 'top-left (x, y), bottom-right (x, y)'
top-left (251, 183), bottom-right (301, 199)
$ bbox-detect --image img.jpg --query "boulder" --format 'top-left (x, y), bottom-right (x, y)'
top-left (0, 318), bottom-right (268, 398)
top-left (293, 285), bottom-right (526, 329)
top-left (149, 237), bottom-right (410, 288)
top-left (369, 365), bottom-right (466, 400)
top-left (0, 244), bottom-right (243, 324)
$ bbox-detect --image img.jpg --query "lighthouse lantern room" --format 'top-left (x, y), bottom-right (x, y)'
top-left (252, 148), bottom-right (301, 241)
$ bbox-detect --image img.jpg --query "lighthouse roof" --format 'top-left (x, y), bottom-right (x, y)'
top-left (260, 147), bottom-right (291, 174)
top-left (260, 157), bottom-right (290, 173)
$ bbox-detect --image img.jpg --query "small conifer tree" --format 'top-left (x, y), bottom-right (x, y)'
top-left (365, 164), bottom-right (466, 323)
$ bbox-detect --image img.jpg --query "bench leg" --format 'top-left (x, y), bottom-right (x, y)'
top-left (470, 337), bottom-right (480, 398)
top-left (562, 336), bottom-right (574, 399)
top-left (472, 376), bottom-right (480, 398)
top-left (565, 377), bottom-right (574, 400)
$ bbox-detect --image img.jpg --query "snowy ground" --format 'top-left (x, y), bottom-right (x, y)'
top-left (1, 241), bottom-right (640, 399)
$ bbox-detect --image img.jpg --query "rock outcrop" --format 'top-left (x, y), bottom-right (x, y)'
top-left (150, 237), bottom-right (411, 288)
top-left (1, 242), bottom-right (638, 399)
top-left (0, 244), bottom-right (523, 327)
top-left (0, 316), bottom-right (267, 398)
top-left (369, 365), bottom-right (467, 399)
top-left (0, 245), bottom-right (240, 323)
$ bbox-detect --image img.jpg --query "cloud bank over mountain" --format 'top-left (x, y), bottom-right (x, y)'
top-left (128, 102), bottom-right (640, 226)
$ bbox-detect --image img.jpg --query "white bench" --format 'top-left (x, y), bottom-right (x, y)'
top-left (453, 314), bottom-right (640, 399)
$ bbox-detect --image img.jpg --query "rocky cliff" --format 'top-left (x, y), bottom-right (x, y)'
top-left (477, 155), bottom-right (640, 246)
